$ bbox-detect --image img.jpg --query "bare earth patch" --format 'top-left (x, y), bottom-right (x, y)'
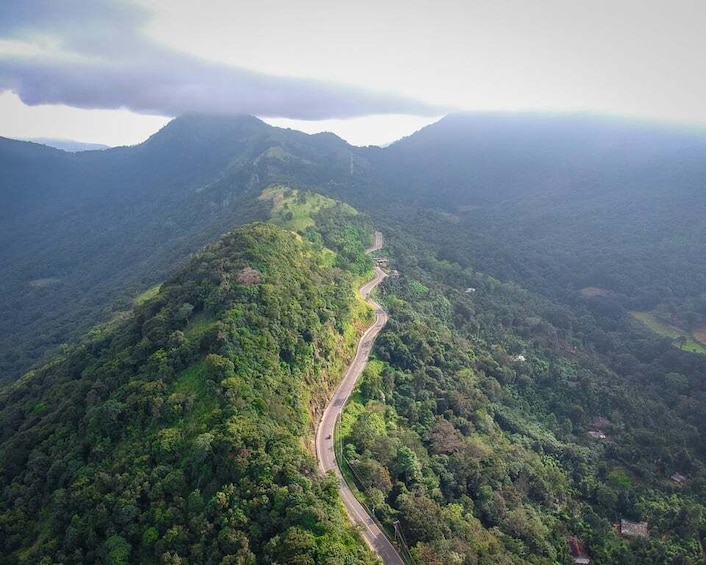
top-left (581, 286), bottom-right (611, 298)
top-left (692, 328), bottom-right (706, 346)
top-left (236, 267), bottom-right (261, 285)
top-left (29, 277), bottom-right (62, 288)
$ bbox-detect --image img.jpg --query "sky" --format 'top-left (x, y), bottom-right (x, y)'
top-left (1, 0), bottom-right (706, 147)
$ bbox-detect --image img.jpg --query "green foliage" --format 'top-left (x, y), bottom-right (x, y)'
top-left (134, 284), bottom-right (162, 306)
top-left (0, 116), bottom-right (357, 381)
top-left (261, 185), bottom-right (358, 233)
top-left (4, 111), bottom-right (706, 564)
top-left (0, 222), bottom-right (376, 564)
top-left (342, 227), bottom-right (706, 564)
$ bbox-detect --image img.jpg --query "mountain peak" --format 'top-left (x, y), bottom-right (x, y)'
top-left (142, 113), bottom-right (270, 148)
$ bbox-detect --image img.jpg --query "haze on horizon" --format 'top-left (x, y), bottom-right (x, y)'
top-left (1, 0), bottom-right (706, 147)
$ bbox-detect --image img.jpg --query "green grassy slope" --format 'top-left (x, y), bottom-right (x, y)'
top-left (630, 311), bottom-right (706, 354)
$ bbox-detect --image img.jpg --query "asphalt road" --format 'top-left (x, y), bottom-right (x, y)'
top-left (315, 233), bottom-right (405, 565)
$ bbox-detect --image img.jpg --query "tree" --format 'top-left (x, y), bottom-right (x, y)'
top-left (176, 303), bottom-right (195, 324)
top-left (396, 446), bottom-right (422, 485)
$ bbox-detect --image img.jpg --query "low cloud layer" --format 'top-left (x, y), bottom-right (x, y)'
top-left (0, 0), bottom-right (445, 120)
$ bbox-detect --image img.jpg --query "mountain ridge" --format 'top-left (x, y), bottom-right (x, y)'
top-left (24, 138), bottom-right (111, 152)
top-left (0, 197), bottom-right (379, 564)
top-left (3, 115), bottom-right (706, 563)
top-left (2, 111), bottom-right (706, 384)
top-left (0, 116), bottom-right (360, 380)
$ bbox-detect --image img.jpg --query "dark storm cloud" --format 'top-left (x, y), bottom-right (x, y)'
top-left (0, 0), bottom-right (444, 119)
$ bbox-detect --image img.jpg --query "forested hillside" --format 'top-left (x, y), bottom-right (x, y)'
top-left (0, 196), bottom-right (378, 564)
top-left (365, 114), bottom-right (706, 343)
top-left (6, 113), bottom-right (705, 384)
top-left (0, 116), bottom-right (355, 381)
top-left (344, 228), bottom-right (706, 563)
top-left (2, 112), bottom-right (706, 564)
top-left (327, 117), bottom-right (706, 562)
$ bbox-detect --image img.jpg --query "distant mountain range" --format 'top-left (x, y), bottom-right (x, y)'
top-left (2, 113), bottom-right (706, 381)
top-left (24, 138), bottom-right (111, 152)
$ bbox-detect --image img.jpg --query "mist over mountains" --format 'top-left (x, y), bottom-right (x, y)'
top-left (24, 139), bottom-right (111, 152)
top-left (2, 113), bottom-right (706, 381)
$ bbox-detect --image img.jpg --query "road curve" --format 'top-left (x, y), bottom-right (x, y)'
top-left (315, 233), bottom-right (405, 565)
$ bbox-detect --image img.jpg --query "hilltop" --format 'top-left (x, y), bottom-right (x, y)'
top-left (0, 193), bottom-right (378, 564)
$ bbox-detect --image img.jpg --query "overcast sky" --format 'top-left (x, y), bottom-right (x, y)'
top-left (1, 0), bottom-right (706, 147)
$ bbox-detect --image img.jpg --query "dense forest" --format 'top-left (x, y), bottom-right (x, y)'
top-left (3, 114), bottom-right (706, 382)
top-left (343, 227), bottom-right (706, 563)
top-left (361, 114), bottom-right (706, 348)
top-left (0, 192), bottom-right (378, 564)
top-left (2, 113), bottom-right (706, 564)
top-left (0, 116), bottom-right (355, 381)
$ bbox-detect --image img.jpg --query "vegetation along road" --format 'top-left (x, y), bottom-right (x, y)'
top-left (315, 232), bottom-right (404, 564)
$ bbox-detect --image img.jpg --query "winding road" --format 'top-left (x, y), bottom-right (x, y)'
top-left (315, 232), bottom-right (405, 564)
